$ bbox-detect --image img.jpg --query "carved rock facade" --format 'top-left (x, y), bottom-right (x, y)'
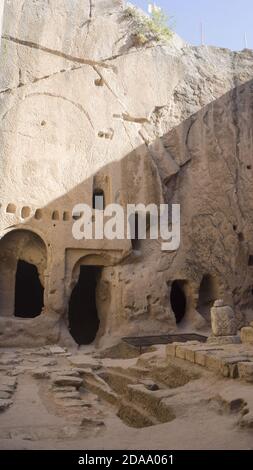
top-left (0, 1), bottom-right (253, 346)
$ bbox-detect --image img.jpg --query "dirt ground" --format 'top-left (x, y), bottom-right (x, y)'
top-left (0, 344), bottom-right (253, 450)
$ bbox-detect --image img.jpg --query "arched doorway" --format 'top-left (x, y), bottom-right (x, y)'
top-left (0, 230), bottom-right (47, 318)
top-left (170, 280), bottom-right (187, 324)
top-left (14, 260), bottom-right (44, 318)
top-left (68, 265), bottom-right (101, 345)
top-left (197, 274), bottom-right (219, 322)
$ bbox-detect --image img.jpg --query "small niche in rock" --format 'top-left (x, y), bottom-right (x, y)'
top-left (63, 211), bottom-right (70, 221)
top-left (94, 78), bottom-right (104, 87)
top-left (21, 206), bottom-right (31, 219)
top-left (35, 209), bottom-right (43, 220)
top-left (6, 203), bottom-right (16, 214)
top-left (52, 211), bottom-right (60, 221)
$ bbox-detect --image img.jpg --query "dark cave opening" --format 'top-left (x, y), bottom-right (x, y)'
top-left (170, 280), bottom-right (186, 324)
top-left (14, 260), bottom-right (44, 318)
top-left (197, 274), bottom-right (219, 321)
top-left (68, 266), bottom-right (101, 345)
top-left (130, 213), bottom-right (141, 251)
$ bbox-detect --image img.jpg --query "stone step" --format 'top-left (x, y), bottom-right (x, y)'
top-left (0, 376), bottom-right (17, 388)
top-left (238, 361), bottom-right (253, 382)
top-left (54, 391), bottom-right (81, 400)
top-left (0, 398), bottom-right (13, 412)
top-left (107, 365), bottom-right (149, 379)
top-left (126, 384), bottom-right (175, 423)
top-left (117, 399), bottom-right (158, 428)
top-left (52, 386), bottom-right (77, 393)
top-left (99, 370), bottom-right (136, 395)
top-left (0, 391), bottom-right (12, 399)
top-left (57, 399), bottom-right (88, 408)
top-left (68, 355), bottom-right (102, 370)
top-left (51, 375), bottom-right (83, 388)
top-left (31, 367), bottom-right (50, 379)
top-left (83, 372), bottom-right (119, 406)
top-left (51, 369), bottom-right (82, 378)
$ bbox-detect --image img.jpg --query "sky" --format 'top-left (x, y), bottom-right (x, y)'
top-left (131, 0), bottom-right (253, 51)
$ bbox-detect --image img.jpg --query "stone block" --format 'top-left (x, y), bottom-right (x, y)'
top-left (184, 344), bottom-right (206, 363)
top-left (166, 343), bottom-right (177, 358)
top-left (55, 391), bottom-right (80, 400)
top-left (69, 355), bottom-right (101, 369)
top-left (185, 348), bottom-right (196, 363)
top-left (58, 399), bottom-right (87, 408)
top-left (175, 345), bottom-right (187, 360)
top-left (240, 327), bottom-right (253, 345)
top-left (0, 391), bottom-right (11, 399)
top-left (31, 368), bottom-right (50, 379)
top-left (0, 398), bottom-right (13, 412)
top-left (194, 350), bottom-right (207, 366)
top-left (207, 335), bottom-right (241, 345)
top-left (220, 358), bottom-right (240, 378)
top-left (205, 353), bottom-right (223, 372)
top-left (189, 346), bottom-right (224, 367)
top-left (238, 361), bottom-right (253, 382)
top-left (0, 376), bottom-right (17, 388)
top-left (51, 375), bottom-right (83, 388)
top-left (211, 302), bottom-right (237, 336)
top-left (239, 411), bottom-right (253, 429)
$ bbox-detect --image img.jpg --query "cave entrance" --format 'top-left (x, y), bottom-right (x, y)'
top-left (129, 213), bottom-right (141, 252)
top-left (197, 274), bottom-right (219, 321)
top-left (170, 280), bottom-right (186, 324)
top-left (68, 266), bottom-right (101, 345)
top-left (14, 260), bottom-right (44, 318)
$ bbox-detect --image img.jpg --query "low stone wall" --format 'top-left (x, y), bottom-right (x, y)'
top-left (167, 340), bottom-right (253, 381)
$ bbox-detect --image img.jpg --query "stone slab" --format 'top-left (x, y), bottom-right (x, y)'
top-left (51, 375), bottom-right (83, 388)
top-left (207, 335), bottom-right (241, 345)
top-left (0, 398), bottom-right (13, 412)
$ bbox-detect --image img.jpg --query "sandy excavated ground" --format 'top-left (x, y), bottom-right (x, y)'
top-left (0, 343), bottom-right (253, 450)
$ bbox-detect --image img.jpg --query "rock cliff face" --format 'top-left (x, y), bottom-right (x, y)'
top-left (0, 0), bottom-right (253, 346)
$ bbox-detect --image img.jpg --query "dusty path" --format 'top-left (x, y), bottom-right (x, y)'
top-left (0, 345), bottom-right (253, 450)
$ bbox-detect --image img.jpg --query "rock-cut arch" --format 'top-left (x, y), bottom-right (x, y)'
top-left (0, 230), bottom-right (47, 318)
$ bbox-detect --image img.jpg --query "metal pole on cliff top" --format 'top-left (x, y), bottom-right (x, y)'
top-left (200, 21), bottom-right (205, 46)
top-left (244, 32), bottom-right (248, 49)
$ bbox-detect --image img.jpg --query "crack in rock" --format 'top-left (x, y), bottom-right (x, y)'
top-left (2, 35), bottom-right (117, 72)
top-left (0, 65), bottom-right (83, 95)
top-left (89, 0), bottom-right (94, 19)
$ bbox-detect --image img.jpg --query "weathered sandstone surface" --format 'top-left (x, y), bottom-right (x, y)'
top-left (0, 0), bottom-right (253, 346)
